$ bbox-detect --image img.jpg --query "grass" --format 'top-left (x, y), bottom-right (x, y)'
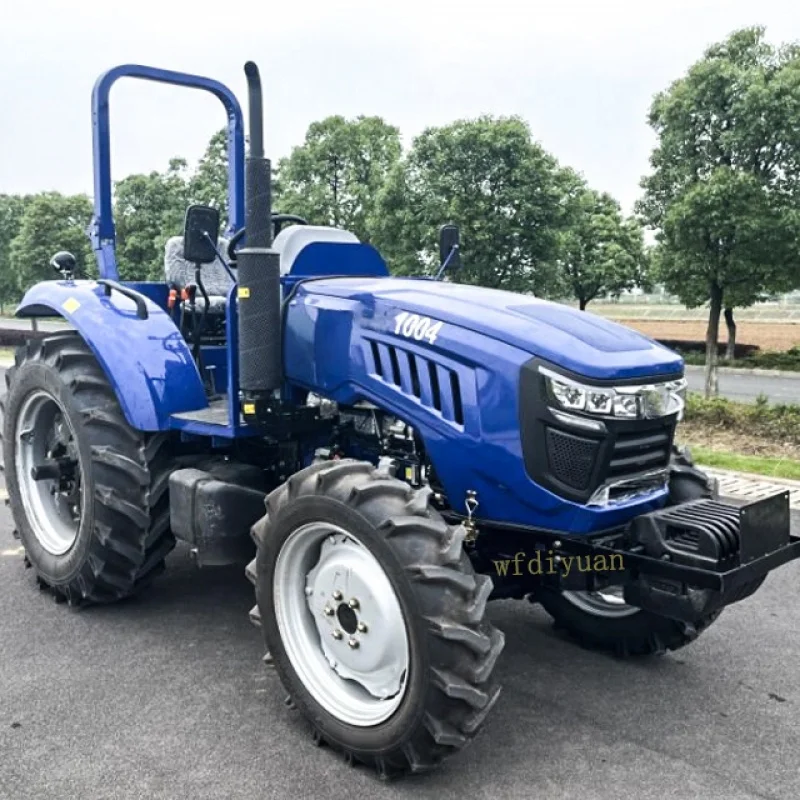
top-left (684, 393), bottom-right (800, 445)
top-left (0, 347), bottom-right (15, 362)
top-left (691, 446), bottom-right (800, 481)
top-left (681, 392), bottom-right (800, 480)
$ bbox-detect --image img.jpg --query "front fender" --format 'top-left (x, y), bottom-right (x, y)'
top-left (16, 280), bottom-right (207, 431)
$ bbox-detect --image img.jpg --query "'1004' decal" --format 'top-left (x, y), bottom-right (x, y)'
top-left (393, 312), bottom-right (444, 344)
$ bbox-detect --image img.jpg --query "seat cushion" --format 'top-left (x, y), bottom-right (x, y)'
top-left (165, 235), bottom-right (233, 296)
top-left (182, 295), bottom-right (227, 313)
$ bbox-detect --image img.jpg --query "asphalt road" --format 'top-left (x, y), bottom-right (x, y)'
top-left (0, 317), bottom-right (69, 333)
top-left (679, 366), bottom-right (800, 405)
top-left (2, 488), bottom-right (800, 800)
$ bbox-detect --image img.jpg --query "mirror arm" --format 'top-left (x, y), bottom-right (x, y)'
top-left (201, 231), bottom-right (237, 283)
top-left (435, 245), bottom-right (460, 281)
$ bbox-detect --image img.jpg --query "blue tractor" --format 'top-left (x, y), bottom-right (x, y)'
top-left (4, 62), bottom-right (799, 778)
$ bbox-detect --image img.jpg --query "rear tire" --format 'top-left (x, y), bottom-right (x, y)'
top-left (1, 332), bottom-right (175, 605)
top-left (247, 459), bottom-right (504, 777)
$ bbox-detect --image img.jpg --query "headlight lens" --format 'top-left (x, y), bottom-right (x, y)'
top-left (613, 394), bottom-right (639, 418)
top-left (551, 379), bottom-right (586, 411)
top-left (540, 367), bottom-right (686, 420)
top-left (587, 389), bottom-right (614, 415)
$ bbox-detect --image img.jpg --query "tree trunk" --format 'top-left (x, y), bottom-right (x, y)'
top-left (704, 285), bottom-right (722, 398)
top-left (579, 297), bottom-right (588, 311)
top-left (724, 307), bottom-right (736, 361)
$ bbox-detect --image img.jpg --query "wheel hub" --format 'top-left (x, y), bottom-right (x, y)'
top-left (273, 523), bottom-right (410, 726)
top-left (336, 603), bottom-right (358, 634)
top-left (305, 534), bottom-right (407, 700)
top-left (14, 390), bottom-right (84, 556)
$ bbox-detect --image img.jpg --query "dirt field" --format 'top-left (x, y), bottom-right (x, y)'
top-left (616, 319), bottom-right (800, 351)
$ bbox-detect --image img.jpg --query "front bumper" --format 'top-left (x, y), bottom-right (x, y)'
top-left (470, 490), bottom-right (800, 622)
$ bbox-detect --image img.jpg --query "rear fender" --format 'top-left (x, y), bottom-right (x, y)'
top-left (16, 280), bottom-right (207, 431)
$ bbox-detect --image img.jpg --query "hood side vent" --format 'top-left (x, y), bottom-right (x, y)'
top-left (367, 338), bottom-right (464, 427)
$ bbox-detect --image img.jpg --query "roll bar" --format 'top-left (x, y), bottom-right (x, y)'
top-left (90, 64), bottom-right (245, 280)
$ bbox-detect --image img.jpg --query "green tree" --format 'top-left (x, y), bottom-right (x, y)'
top-left (372, 116), bottom-right (565, 293)
top-left (9, 193), bottom-right (95, 295)
top-left (275, 116), bottom-right (402, 241)
top-left (638, 27), bottom-right (800, 396)
top-left (0, 194), bottom-right (31, 312)
top-left (114, 158), bottom-right (191, 281)
top-left (555, 178), bottom-right (649, 309)
top-left (190, 128), bottom-right (229, 222)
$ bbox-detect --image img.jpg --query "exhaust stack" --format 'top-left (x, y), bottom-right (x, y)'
top-left (237, 61), bottom-right (281, 401)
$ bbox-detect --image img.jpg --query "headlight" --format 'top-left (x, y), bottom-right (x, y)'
top-left (551, 379), bottom-right (586, 411)
top-left (540, 367), bottom-right (686, 420)
top-left (613, 394), bottom-right (639, 418)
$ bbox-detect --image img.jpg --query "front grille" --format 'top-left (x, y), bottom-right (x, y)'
top-left (545, 427), bottom-right (599, 490)
top-left (608, 428), bottom-right (672, 482)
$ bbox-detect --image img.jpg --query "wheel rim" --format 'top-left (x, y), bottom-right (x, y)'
top-left (561, 586), bottom-right (640, 618)
top-left (273, 522), bottom-right (410, 727)
top-left (14, 390), bottom-right (84, 556)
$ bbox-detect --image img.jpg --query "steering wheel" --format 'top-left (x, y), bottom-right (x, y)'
top-left (227, 213), bottom-right (309, 262)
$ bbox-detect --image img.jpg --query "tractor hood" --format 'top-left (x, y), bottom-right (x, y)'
top-left (298, 277), bottom-right (683, 381)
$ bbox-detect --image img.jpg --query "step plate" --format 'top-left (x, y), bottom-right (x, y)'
top-left (171, 397), bottom-right (230, 427)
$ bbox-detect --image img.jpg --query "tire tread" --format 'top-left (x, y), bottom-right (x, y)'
top-left (3, 332), bottom-right (175, 605)
top-left (249, 458), bottom-right (504, 778)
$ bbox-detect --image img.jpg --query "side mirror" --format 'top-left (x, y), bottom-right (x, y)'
top-left (183, 205), bottom-right (221, 264)
top-left (438, 224), bottom-right (461, 272)
top-left (51, 251), bottom-right (77, 278)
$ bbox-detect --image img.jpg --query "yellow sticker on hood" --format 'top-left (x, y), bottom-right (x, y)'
top-left (62, 297), bottom-right (80, 314)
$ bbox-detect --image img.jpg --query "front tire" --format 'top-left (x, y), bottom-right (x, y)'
top-left (247, 459), bottom-right (504, 777)
top-left (1, 332), bottom-right (175, 605)
top-left (538, 446), bottom-right (722, 656)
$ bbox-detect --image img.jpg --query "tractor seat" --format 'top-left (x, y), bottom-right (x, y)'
top-left (164, 235), bottom-right (233, 311)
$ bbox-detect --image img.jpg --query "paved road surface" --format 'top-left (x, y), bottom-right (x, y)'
top-left (1, 489), bottom-right (799, 799)
top-left (679, 366), bottom-right (800, 405)
top-left (0, 317), bottom-right (69, 333)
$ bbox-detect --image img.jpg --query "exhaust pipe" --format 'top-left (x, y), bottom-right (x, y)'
top-left (237, 61), bottom-right (281, 402)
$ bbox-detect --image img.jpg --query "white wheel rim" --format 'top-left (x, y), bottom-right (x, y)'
top-left (273, 522), bottom-right (410, 726)
top-left (14, 390), bottom-right (85, 556)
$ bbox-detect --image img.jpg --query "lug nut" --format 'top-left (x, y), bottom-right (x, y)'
top-left (332, 590), bottom-right (343, 601)
top-left (348, 598), bottom-right (359, 609)
top-left (357, 621), bottom-right (368, 633)
top-left (348, 638), bottom-right (359, 649)
top-left (323, 606), bottom-right (334, 616)
top-left (332, 629), bottom-right (343, 640)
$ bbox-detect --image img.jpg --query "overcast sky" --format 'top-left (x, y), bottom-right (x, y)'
top-left (1, 0), bottom-right (798, 215)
